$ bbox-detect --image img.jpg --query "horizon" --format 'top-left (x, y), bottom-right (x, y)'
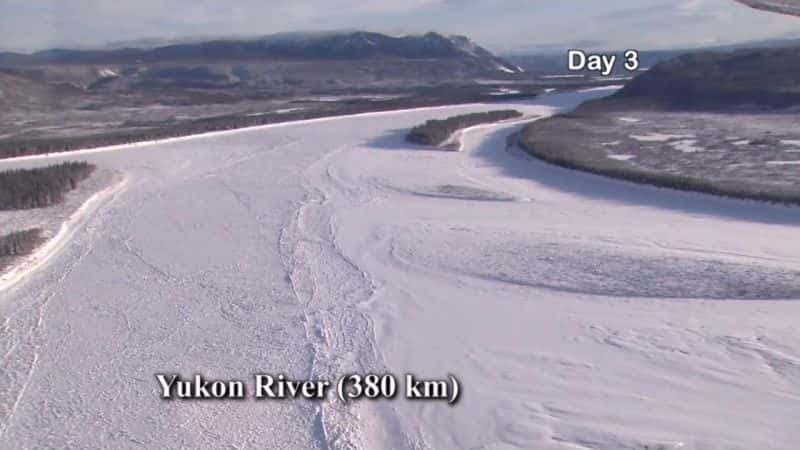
top-left (2, 0), bottom-right (800, 54)
top-left (3, 27), bottom-right (800, 57)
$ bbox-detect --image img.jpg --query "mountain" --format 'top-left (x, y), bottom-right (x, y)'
top-left (0, 31), bottom-right (525, 96)
top-left (0, 31), bottom-right (521, 74)
top-left (505, 36), bottom-right (800, 75)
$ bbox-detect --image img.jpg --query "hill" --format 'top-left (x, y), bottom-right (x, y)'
top-left (0, 32), bottom-right (522, 85)
top-left (518, 46), bottom-right (800, 205)
top-left (596, 46), bottom-right (800, 110)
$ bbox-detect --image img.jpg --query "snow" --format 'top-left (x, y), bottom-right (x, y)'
top-left (246, 108), bottom-right (305, 116)
top-left (497, 65), bottom-right (517, 74)
top-left (578, 85), bottom-right (624, 93)
top-left (618, 117), bottom-right (641, 123)
top-left (597, 76), bottom-right (633, 81)
top-left (488, 88), bottom-right (521, 96)
top-left (98, 68), bottom-right (119, 78)
top-left (766, 160), bottom-right (800, 165)
top-left (670, 139), bottom-right (704, 153)
top-left (0, 176), bottom-right (127, 294)
top-left (2, 87), bottom-right (800, 449)
top-left (607, 154), bottom-right (636, 161)
top-left (630, 133), bottom-right (694, 142)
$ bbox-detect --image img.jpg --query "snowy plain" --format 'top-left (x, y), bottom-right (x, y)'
top-left (1, 88), bottom-right (800, 449)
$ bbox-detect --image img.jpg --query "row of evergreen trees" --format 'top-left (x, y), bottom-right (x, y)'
top-left (0, 162), bottom-right (95, 210)
top-left (407, 110), bottom-right (523, 146)
top-left (0, 229), bottom-right (43, 257)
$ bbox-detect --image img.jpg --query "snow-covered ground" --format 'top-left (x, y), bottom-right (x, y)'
top-left (630, 133), bottom-right (695, 143)
top-left (0, 173), bottom-right (127, 294)
top-left (1, 88), bottom-right (800, 449)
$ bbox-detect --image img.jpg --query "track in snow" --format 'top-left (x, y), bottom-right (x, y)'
top-left (1, 88), bottom-right (800, 449)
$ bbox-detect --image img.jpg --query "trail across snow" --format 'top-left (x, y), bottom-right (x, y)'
top-left (1, 88), bottom-right (800, 449)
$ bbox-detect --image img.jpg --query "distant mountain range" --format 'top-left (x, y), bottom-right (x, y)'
top-left (0, 31), bottom-right (522, 74)
top-left (0, 31), bottom-right (526, 102)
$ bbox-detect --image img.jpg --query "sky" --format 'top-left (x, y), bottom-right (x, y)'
top-left (1, 0), bottom-right (800, 53)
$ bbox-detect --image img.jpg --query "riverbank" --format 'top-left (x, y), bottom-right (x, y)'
top-left (519, 108), bottom-right (800, 206)
top-left (406, 110), bottom-right (524, 149)
top-left (0, 169), bottom-right (126, 293)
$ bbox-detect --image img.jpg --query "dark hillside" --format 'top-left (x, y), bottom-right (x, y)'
top-left (604, 46), bottom-right (800, 110)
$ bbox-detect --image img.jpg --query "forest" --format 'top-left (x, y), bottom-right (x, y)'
top-left (0, 162), bottom-right (95, 210)
top-left (0, 228), bottom-right (43, 258)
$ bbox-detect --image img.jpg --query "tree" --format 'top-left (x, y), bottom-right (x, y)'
top-left (0, 162), bottom-right (95, 210)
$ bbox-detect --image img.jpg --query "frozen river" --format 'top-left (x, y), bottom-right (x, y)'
top-left (2, 89), bottom-right (800, 449)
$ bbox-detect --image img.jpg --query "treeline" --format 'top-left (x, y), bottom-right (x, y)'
top-left (519, 123), bottom-right (800, 206)
top-left (0, 88), bottom-right (536, 160)
top-left (407, 110), bottom-right (523, 147)
top-left (0, 229), bottom-right (43, 257)
top-left (0, 162), bottom-right (95, 210)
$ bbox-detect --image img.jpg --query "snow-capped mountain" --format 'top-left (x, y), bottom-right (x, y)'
top-left (0, 31), bottom-right (523, 75)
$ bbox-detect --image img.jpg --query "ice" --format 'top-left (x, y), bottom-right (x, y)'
top-left (1, 86), bottom-right (799, 449)
top-left (488, 88), bottom-right (522, 96)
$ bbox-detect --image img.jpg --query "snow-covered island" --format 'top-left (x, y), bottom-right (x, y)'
top-left (406, 109), bottom-right (524, 150)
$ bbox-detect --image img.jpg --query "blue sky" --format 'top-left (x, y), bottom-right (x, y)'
top-left (1, 0), bottom-right (799, 52)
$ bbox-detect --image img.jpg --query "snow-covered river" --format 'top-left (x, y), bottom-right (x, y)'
top-left (2, 88), bottom-right (800, 449)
